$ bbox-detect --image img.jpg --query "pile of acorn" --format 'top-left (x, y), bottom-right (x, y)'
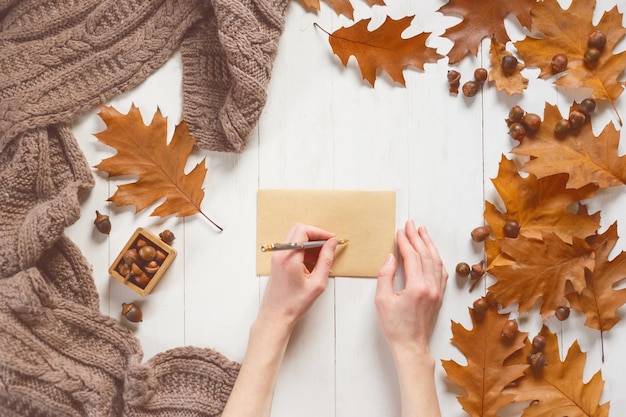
top-left (116, 230), bottom-right (175, 289)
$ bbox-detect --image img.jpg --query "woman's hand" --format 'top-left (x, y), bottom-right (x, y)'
top-left (259, 223), bottom-right (338, 331)
top-left (374, 220), bottom-right (448, 417)
top-left (222, 223), bottom-right (338, 417)
top-left (375, 220), bottom-right (448, 357)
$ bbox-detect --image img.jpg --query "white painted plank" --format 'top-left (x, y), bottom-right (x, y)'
top-left (256, 4), bottom-right (338, 417)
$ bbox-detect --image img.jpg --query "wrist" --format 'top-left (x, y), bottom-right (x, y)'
top-left (390, 344), bottom-right (435, 368)
top-left (252, 310), bottom-right (296, 341)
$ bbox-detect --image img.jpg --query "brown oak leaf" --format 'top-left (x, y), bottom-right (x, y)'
top-left (324, 16), bottom-right (443, 86)
top-left (488, 37), bottom-right (528, 96)
top-left (568, 223), bottom-right (626, 333)
top-left (487, 233), bottom-right (595, 320)
top-left (504, 326), bottom-right (610, 417)
top-left (514, 0), bottom-right (626, 121)
top-left (485, 155), bottom-right (599, 244)
top-left (438, 0), bottom-right (535, 64)
top-left (512, 102), bottom-right (626, 189)
top-left (94, 104), bottom-right (221, 230)
top-left (442, 305), bottom-right (528, 417)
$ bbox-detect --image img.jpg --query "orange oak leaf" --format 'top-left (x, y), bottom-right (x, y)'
top-left (438, 0), bottom-right (535, 64)
top-left (323, 16), bottom-right (443, 86)
top-left (512, 102), bottom-right (626, 189)
top-left (94, 104), bottom-right (221, 230)
top-left (487, 233), bottom-right (595, 320)
top-left (488, 37), bottom-right (528, 96)
top-left (298, 0), bottom-right (384, 19)
top-left (568, 223), bottom-right (626, 332)
top-left (514, 0), bottom-right (626, 121)
top-left (442, 305), bottom-right (528, 417)
top-left (485, 236), bottom-right (514, 270)
top-left (504, 326), bottom-right (610, 416)
top-left (485, 155), bottom-right (599, 244)
top-left (299, 0), bottom-right (354, 19)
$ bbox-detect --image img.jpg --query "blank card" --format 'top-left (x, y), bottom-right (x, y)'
top-left (256, 189), bottom-right (396, 277)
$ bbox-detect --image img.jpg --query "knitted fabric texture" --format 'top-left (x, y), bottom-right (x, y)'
top-left (0, 0), bottom-right (289, 415)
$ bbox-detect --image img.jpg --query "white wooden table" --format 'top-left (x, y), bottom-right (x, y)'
top-left (68, 2), bottom-right (626, 416)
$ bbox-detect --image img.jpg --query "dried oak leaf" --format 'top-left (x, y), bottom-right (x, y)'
top-left (487, 232), bottom-right (595, 321)
top-left (325, 16), bottom-right (443, 86)
top-left (438, 0), bottom-right (535, 64)
top-left (485, 155), bottom-right (599, 244)
top-left (568, 223), bottom-right (626, 332)
top-left (94, 104), bottom-right (221, 230)
top-left (442, 305), bottom-right (528, 417)
top-left (504, 326), bottom-right (610, 417)
top-left (512, 102), bottom-right (626, 189)
top-left (488, 37), bottom-right (528, 96)
top-left (298, 0), bottom-right (384, 19)
top-left (514, 0), bottom-right (626, 119)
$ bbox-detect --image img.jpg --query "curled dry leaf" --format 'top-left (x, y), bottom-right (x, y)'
top-left (488, 37), bottom-right (528, 95)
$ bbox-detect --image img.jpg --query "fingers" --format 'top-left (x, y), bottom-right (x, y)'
top-left (310, 238), bottom-right (338, 282)
top-left (284, 223), bottom-right (335, 242)
top-left (278, 223), bottom-right (336, 269)
top-left (399, 220), bottom-right (447, 290)
top-left (418, 225), bottom-right (448, 289)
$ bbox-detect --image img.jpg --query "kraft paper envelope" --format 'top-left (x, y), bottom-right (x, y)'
top-left (256, 189), bottom-right (396, 277)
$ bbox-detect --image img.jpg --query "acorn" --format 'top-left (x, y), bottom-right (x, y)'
top-left (551, 53), bottom-right (568, 73)
top-left (470, 263), bottom-right (485, 280)
top-left (471, 226), bottom-right (490, 242)
top-left (527, 352), bottom-right (547, 371)
top-left (159, 229), bottom-right (176, 244)
top-left (588, 30), bottom-right (606, 52)
top-left (447, 70), bottom-right (461, 94)
top-left (501, 55), bottom-right (518, 75)
top-left (122, 302), bottom-right (143, 322)
top-left (94, 210), bottom-right (111, 234)
top-left (503, 220), bottom-right (520, 238)
top-left (501, 319), bottom-right (518, 339)
top-left (455, 262), bottom-right (471, 277)
top-left (473, 297), bottom-right (489, 314)
top-left (532, 335), bottom-right (546, 353)
top-left (555, 306), bottom-right (570, 321)
top-left (522, 113), bottom-right (542, 132)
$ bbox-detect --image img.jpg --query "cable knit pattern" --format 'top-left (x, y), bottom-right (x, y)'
top-left (0, 0), bottom-right (289, 415)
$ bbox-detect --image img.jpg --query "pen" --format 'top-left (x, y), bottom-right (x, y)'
top-left (260, 239), bottom-right (348, 252)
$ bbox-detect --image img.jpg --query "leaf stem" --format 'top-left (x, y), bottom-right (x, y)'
top-left (313, 22), bottom-right (331, 36)
top-left (609, 100), bottom-right (623, 126)
top-left (200, 210), bottom-right (223, 232)
top-left (600, 329), bottom-right (605, 363)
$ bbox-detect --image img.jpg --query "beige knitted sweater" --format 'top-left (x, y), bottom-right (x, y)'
top-left (0, 1), bottom-right (288, 415)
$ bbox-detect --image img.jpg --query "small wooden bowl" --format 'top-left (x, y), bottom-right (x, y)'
top-left (109, 227), bottom-right (177, 296)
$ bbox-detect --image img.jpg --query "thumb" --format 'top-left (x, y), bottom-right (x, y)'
top-left (310, 238), bottom-right (338, 280)
top-left (376, 253), bottom-right (396, 299)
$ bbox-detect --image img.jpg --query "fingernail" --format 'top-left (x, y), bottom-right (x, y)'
top-left (410, 219), bottom-right (417, 229)
top-left (385, 253), bottom-right (394, 264)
